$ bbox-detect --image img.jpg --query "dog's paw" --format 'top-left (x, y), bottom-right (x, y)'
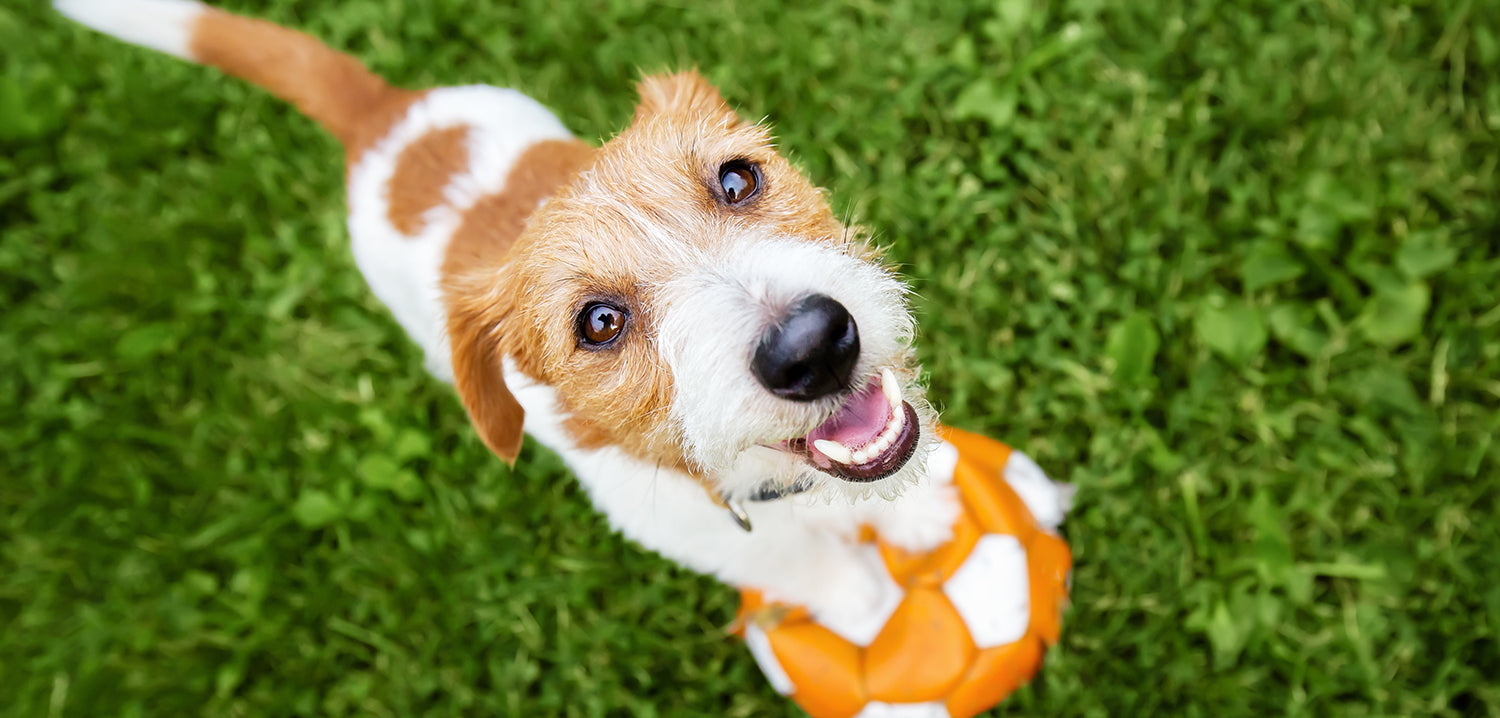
top-left (872, 483), bottom-right (961, 553)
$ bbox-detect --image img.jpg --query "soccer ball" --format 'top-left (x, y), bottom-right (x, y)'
top-left (736, 427), bottom-right (1072, 718)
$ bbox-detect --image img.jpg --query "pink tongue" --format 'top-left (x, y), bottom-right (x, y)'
top-left (806, 381), bottom-right (891, 448)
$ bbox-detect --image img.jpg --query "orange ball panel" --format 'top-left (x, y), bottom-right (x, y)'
top-left (878, 509), bottom-right (982, 589)
top-left (937, 426), bottom-right (1014, 477)
top-left (739, 588), bottom-right (766, 617)
top-left (953, 459), bottom-right (1038, 543)
top-left (766, 623), bottom-right (868, 718)
top-left (864, 587), bottom-right (976, 703)
top-left (1026, 531), bottom-right (1073, 646)
top-left (944, 635), bottom-right (1045, 718)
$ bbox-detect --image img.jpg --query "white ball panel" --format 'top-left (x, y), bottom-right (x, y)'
top-left (742, 624), bottom-right (794, 696)
top-left (815, 544), bottom-right (905, 648)
top-left (943, 534), bottom-right (1030, 647)
top-left (853, 700), bottom-right (952, 718)
top-left (1003, 450), bottom-right (1070, 530)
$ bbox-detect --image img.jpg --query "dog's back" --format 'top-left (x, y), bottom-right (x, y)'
top-left (57, 0), bottom-right (593, 387)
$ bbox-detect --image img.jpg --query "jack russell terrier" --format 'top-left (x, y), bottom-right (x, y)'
top-left (56, 0), bottom-right (1071, 641)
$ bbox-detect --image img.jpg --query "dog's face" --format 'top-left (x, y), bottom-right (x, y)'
top-left (448, 72), bottom-right (936, 500)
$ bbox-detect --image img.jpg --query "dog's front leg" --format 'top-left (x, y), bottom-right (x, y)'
top-left (697, 505), bottom-right (895, 624)
top-left (567, 451), bottom-right (896, 624)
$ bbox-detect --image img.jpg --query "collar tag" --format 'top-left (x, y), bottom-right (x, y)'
top-left (725, 500), bottom-right (752, 532)
top-left (724, 477), bottom-right (816, 531)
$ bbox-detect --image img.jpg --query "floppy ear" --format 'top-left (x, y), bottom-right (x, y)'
top-left (447, 299), bottom-right (526, 464)
top-left (634, 71), bottom-right (743, 126)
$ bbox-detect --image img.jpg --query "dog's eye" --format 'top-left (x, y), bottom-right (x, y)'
top-left (578, 302), bottom-right (628, 348)
top-left (718, 161), bottom-right (760, 206)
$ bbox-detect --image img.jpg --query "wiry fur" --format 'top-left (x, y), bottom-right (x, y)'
top-left (60, 1), bottom-right (964, 624)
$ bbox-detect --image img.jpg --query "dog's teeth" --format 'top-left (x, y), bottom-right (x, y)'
top-left (881, 368), bottom-right (902, 407)
top-left (813, 439), bottom-right (854, 465)
top-left (812, 372), bottom-right (909, 470)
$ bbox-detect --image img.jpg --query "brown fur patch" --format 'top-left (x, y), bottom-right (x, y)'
top-left (387, 126), bottom-right (471, 236)
top-left (442, 139), bottom-right (597, 279)
top-left (190, 8), bottom-right (421, 161)
top-left (446, 290), bottom-right (528, 463)
top-left (633, 71), bottom-right (741, 127)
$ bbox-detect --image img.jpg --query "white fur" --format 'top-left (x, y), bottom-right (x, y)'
top-left (55, 0), bottom-right (205, 60)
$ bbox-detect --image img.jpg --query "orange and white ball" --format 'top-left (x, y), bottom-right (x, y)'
top-left (736, 427), bottom-right (1072, 718)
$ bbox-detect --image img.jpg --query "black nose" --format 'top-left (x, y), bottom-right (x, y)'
top-left (751, 294), bottom-right (860, 401)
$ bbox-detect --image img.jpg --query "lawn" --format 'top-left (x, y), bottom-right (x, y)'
top-left (3, 0), bottom-right (1498, 715)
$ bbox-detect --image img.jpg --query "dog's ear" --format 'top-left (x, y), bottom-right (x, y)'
top-left (447, 293), bottom-right (526, 464)
top-left (634, 71), bottom-right (743, 126)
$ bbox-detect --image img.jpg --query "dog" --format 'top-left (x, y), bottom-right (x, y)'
top-left (56, 0), bottom-right (1068, 637)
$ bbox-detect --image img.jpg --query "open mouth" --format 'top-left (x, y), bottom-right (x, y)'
top-left (782, 368), bottom-right (920, 482)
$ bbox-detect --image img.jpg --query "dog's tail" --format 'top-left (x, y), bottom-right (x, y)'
top-left (56, 0), bottom-right (417, 156)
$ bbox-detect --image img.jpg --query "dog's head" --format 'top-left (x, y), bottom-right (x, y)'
top-left (447, 72), bottom-right (936, 501)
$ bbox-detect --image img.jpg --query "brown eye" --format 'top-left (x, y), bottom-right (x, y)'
top-left (578, 302), bottom-right (628, 347)
top-left (718, 161), bottom-right (760, 205)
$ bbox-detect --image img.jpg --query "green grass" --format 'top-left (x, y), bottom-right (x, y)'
top-left (4, 0), bottom-right (1499, 715)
